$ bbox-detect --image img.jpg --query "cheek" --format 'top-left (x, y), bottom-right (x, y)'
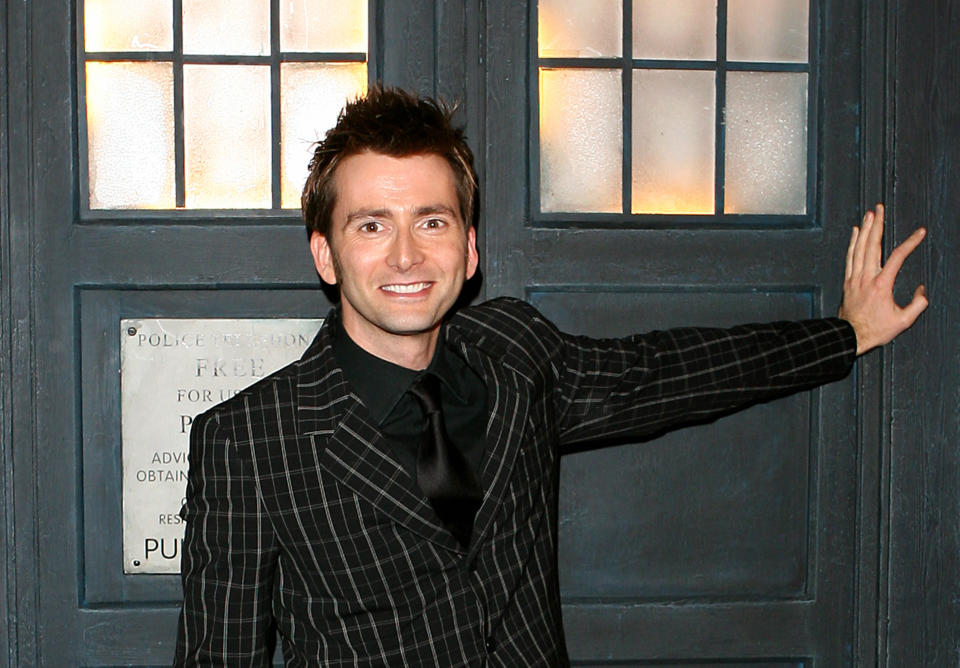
top-left (335, 246), bottom-right (375, 280)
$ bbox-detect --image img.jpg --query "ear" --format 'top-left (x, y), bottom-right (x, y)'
top-left (309, 231), bottom-right (338, 285)
top-left (465, 225), bottom-right (479, 280)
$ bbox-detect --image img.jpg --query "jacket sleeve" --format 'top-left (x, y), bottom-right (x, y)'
top-left (549, 316), bottom-right (857, 448)
top-left (175, 407), bottom-right (279, 666)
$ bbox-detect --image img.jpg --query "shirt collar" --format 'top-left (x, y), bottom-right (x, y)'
top-left (331, 320), bottom-right (472, 423)
top-left (425, 329), bottom-right (471, 403)
top-left (331, 322), bottom-right (417, 423)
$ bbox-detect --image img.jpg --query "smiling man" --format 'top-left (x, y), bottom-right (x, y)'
top-left (309, 151), bottom-right (478, 370)
top-left (175, 86), bottom-right (927, 667)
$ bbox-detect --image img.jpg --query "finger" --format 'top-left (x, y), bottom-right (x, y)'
top-left (852, 209), bottom-right (874, 276)
top-left (900, 284), bottom-right (929, 328)
top-left (865, 203), bottom-right (885, 272)
top-left (845, 226), bottom-right (859, 280)
top-left (880, 227), bottom-right (926, 282)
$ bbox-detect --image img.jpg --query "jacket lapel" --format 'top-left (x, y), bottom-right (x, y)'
top-left (295, 313), bottom-right (459, 550)
top-left (447, 325), bottom-right (533, 556)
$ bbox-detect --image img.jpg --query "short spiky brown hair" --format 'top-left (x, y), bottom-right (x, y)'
top-left (301, 85), bottom-right (478, 240)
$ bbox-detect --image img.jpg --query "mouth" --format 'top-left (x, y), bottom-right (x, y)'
top-left (380, 282), bottom-right (433, 295)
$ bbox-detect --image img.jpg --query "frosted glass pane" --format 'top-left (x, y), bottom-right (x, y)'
top-left (633, 0), bottom-right (716, 60)
top-left (280, 0), bottom-right (368, 52)
top-left (540, 69), bottom-right (622, 213)
top-left (539, 0), bottom-right (622, 58)
top-left (86, 62), bottom-right (175, 208)
top-left (84, 0), bottom-right (172, 51)
top-left (632, 70), bottom-right (714, 214)
top-left (184, 65), bottom-right (271, 208)
top-left (281, 63), bottom-right (367, 208)
top-left (728, 0), bottom-right (808, 62)
top-left (725, 72), bottom-right (807, 214)
top-left (183, 0), bottom-right (270, 55)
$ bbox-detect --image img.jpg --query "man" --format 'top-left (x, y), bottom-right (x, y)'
top-left (175, 87), bottom-right (927, 666)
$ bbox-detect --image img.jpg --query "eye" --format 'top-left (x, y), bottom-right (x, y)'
top-left (359, 221), bottom-right (382, 233)
top-left (423, 218), bottom-right (444, 229)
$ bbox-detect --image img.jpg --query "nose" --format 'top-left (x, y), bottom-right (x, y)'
top-left (386, 225), bottom-right (424, 272)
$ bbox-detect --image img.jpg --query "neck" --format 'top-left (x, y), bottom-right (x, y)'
top-left (340, 320), bottom-right (440, 370)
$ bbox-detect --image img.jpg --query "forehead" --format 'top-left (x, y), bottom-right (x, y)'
top-left (332, 152), bottom-right (458, 212)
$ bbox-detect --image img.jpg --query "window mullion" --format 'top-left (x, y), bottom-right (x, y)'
top-left (173, 0), bottom-right (185, 208)
top-left (715, 0), bottom-right (728, 215)
top-left (621, 0), bottom-right (632, 215)
top-left (270, 0), bottom-right (282, 209)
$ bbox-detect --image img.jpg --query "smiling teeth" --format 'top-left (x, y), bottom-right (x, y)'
top-left (382, 283), bottom-right (430, 294)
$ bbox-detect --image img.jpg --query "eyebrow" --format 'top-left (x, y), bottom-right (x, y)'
top-left (344, 208), bottom-right (391, 224)
top-left (414, 204), bottom-right (458, 218)
top-left (343, 204), bottom-right (459, 225)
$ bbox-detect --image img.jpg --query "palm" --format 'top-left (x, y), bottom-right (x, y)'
top-left (837, 204), bottom-right (928, 355)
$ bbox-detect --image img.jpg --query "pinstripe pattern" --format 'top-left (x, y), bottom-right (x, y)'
top-left (175, 297), bottom-right (856, 666)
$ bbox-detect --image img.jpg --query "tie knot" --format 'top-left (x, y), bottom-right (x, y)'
top-left (408, 373), bottom-right (442, 415)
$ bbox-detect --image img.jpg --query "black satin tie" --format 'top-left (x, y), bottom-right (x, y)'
top-left (408, 373), bottom-right (483, 548)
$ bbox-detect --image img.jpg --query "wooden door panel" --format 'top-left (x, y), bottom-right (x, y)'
top-left (12, 0), bottom-right (481, 663)
top-left (482, 0), bottom-right (861, 663)
top-left (536, 289), bottom-right (816, 599)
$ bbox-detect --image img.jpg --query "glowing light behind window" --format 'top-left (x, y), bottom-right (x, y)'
top-left (184, 65), bottom-right (271, 208)
top-left (280, 63), bottom-right (368, 209)
top-left (724, 72), bottom-right (807, 214)
top-left (182, 0), bottom-right (270, 56)
top-left (728, 0), bottom-right (808, 63)
top-left (86, 62), bottom-right (176, 208)
top-left (84, 0), bottom-right (172, 52)
top-left (538, 0), bottom-right (622, 58)
top-left (537, 0), bottom-right (810, 217)
top-left (280, 0), bottom-right (368, 53)
top-left (83, 0), bottom-right (368, 211)
top-left (631, 69), bottom-right (715, 214)
top-left (540, 68), bottom-right (622, 213)
top-left (632, 0), bottom-right (716, 61)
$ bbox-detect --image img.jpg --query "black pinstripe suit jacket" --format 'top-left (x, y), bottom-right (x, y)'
top-left (175, 297), bottom-right (856, 666)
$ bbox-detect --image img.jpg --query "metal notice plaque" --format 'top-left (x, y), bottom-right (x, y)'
top-left (120, 318), bottom-right (322, 574)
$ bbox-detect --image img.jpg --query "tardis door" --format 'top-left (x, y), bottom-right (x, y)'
top-left (0, 0), bottom-right (482, 664)
top-left (476, 1), bottom-right (905, 665)
top-left (2, 0), bottom-right (956, 665)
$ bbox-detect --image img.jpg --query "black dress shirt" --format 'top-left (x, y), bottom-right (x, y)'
top-left (331, 317), bottom-right (489, 483)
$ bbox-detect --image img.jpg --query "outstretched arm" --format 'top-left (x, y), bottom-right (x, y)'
top-left (838, 204), bottom-right (928, 355)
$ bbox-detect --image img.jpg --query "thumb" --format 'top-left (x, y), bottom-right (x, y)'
top-left (901, 285), bottom-right (929, 327)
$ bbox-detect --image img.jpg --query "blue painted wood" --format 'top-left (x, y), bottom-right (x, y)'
top-left (483, 0), bottom-right (872, 663)
top-left (885, 0), bottom-right (960, 665)
top-left (1, 0), bottom-right (957, 664)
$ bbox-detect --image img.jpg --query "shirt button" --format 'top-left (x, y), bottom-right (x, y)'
top-left (485, 636), bottom-right (495, 653)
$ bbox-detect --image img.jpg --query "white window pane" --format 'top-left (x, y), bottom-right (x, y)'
top-left (280, 0), bottom-right (368, 52)
top-left (183, 0), bottom-right (270, 55)
top-left (728, 0), bottom-right (808, 63)
top-left (184, 65), bottom-right (271, 208)
top-left (281, 63), bottom-right (367, 208)
top-left (86, 62), bottom-right (175, 208)
top-left (725, 72), bottom-right (807, 214)
top-left (84, 0), bottom-right (172, 51)
top-left (632, 70), bottom-right (714, 214)
top-left (633, 0), bottom-right (716, 61)
top-left (540, 68), bottom-right (622, 213)
top-left (539, 0), bottom-right (623, 58)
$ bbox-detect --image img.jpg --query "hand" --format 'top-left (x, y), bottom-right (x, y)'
top-left (838, 203), bottom-right (928, 355)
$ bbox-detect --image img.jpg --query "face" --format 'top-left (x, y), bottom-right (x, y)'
top-left (309, 152), bottom-right (478, 359)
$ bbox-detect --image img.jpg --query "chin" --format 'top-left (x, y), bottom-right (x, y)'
top-left (379, 314), bottom-right (444, 337)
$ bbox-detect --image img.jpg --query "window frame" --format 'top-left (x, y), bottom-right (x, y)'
top-left (529, 0), bottom-right (821, 230)
top-left (76, 0), bottom-right (377, 224)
